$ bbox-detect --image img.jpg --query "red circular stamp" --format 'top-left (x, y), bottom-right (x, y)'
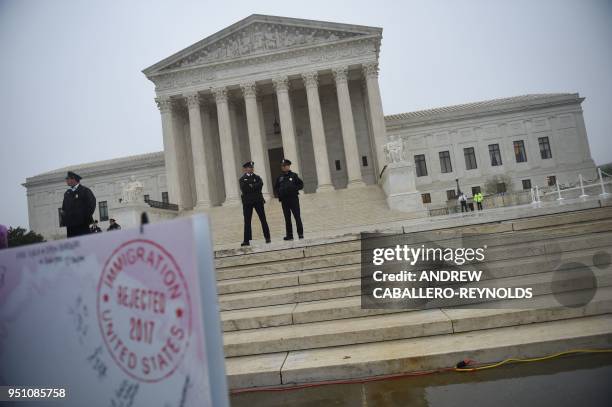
top-left (97, 239), bottom-right (192, 383)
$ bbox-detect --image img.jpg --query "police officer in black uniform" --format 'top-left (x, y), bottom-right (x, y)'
top-left (61, 171), bottom-right (96, 238)
top-left (240, 161), bottom-right (271, 247)
top-left (274, 159), bottom-right (304, 241)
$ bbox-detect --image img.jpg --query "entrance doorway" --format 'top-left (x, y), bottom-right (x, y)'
top-left (267, 147), bottom-right (284, 197)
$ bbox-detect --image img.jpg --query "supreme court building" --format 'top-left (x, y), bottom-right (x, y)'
top-left (24, 15), bottom-right (598, 241)
top-left (144, 14), bottom-right (387, 210)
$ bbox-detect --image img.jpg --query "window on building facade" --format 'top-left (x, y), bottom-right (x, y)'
top-left (414, 154), bottom-right (428, 177)
top-left (362, 156), bottom-right (368, 167)
top-left (488, 144), bottom-right (502, 166)
top-left (472, 186), bottom-right (481, 195)
top-left (522, 179), bottom-right (532, 190)
top-left (496, 183), bottom-right (507, 194)
top-left (99, 201), bottom-right (108, 221)
top-left (439, 151), bottom-right (453, 173)
top-left (547, 175), bottom-right (557, 186)
top-left (58, 208), bottom-right (63, 227)
top-left (162, 192), bottom-right (169, 204)
top-left (464, 147), bottom-right (477, 170)
top-left (513, 140), bottom-right (527, 163)
top-left (144, 194), bottom-right (150, 202)
top-left (446, 189), bottom-right (457, 200)
top-left (421, 193), bottom-right (431, 204)
top-left (538, 136), bottom-right (552, 159)
top-left (335, 160), bottom-right (341, 171)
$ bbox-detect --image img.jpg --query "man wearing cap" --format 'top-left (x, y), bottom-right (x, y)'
top-left (239, 161), bottom-right (271, 247)
top-left (107, 218), bottom-right (121, 231)
top-left (61, 171), bottom-right (97, 238)
top-left (274, 159), bottom-right (304, 240)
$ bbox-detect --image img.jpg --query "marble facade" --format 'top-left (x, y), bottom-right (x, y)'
top-left (143, 15), bottom-right (385, 209)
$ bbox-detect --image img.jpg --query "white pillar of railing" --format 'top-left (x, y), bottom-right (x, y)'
top-left (556, 182), bottom-right (564, 201)
top-left (599, 168), bottom-right (610, 197)
top-left (579, 174), bottom-right (588, 198)
top-left (530, 187), bottom-right (536, 204)
top-left (535, 185), bottom-right (541, 206)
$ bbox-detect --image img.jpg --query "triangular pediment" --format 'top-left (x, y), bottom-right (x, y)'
top-left (143, 15), bottom-right (381, 75)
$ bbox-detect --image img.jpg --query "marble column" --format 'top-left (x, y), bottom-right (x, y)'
top-left (362, 62), bottom-right (387, 180)
top-left (155, 96), bottom-right (184, 209)
top-left (272, 76), bottom-right (300, 174)
top-left (302, 71), bottom-right (333, 192)
top-left (185, 92), bottom-right (212, 209)
top-left (257, 95), bottom-right (274, 191)
top-left (241, 82), bottom-right (271, 199)
top-left (333, 66), bottom-right (365, 188)
top-left (212, 87), bottom-right (240, 206)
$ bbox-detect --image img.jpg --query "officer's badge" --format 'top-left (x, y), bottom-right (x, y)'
top-left (75, 194), bottom-right (79, 198)
top-left (289, 178), bottom-right (293, 181)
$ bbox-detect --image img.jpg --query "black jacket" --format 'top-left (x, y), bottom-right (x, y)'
top-left (274, 171), bottom-right (304, 201)
top-left (61, 184), bottom-right (96, 227)
top-left (239, 173), bottom-right (265, 205)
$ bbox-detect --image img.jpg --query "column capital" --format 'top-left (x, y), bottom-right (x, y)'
top-left (362, 62), bottom-right (379, 79)
top-left (184, 92), bottom-right (201, 109)
top-left (240, 82), bottom-right (258, 99)
top-left (155, 96), bottom-right (173, 113)
top-left (272, 76), bottom-right (290, 92)
top-left (211, 87), bottom-right (228, 103)
top-left (302, 71), bottom-right (319, 89)
top-left (332, 66), bottom-right (349, 84)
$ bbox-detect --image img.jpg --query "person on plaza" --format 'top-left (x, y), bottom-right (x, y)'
top-left (0, 224), bottom-right (7, 249)
top-left (458, 192), bottom-right (468, 213)
top-left (61, 171), bottom-right (96, 238)
top-left (90, 220), bottom-right (102, 233)
top-left (239, 161), bottom-right (271, 247)
top-left (107, 218), bottom-right (121, 231)
top-left (474, 191), bottom-right (484, 211)
top-left (274, 159), bottom-right (304, 241)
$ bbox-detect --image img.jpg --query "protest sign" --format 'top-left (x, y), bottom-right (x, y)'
top-left (0, 215), bottom-right (228, 407)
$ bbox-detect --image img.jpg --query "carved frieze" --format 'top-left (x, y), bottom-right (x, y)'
top-left (150, 38), bottom-right (377, 93)
top-left (165, 23), bottom-right (364, 70)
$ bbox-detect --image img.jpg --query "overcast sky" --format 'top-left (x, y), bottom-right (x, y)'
top-left (1, 0), bottom-right (611, 229)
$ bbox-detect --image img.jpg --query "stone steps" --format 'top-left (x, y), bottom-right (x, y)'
top-left (216, 234), bottom-right (612, 296)
top-left (218, 249), bottom-right (611, 312)
top-left (207, 185), bottom-right (419, 245)
top-left (223, 287), bottom-right (612, 358)
top-left (214, 217), bottom-right (612, 281)
top-left (226, 314), bottom-right (612, 388)
top-left (214, 205), bottom-right (612, 388)
top-left (219, 246), bottom-right (611, 331)
top-left (214, 206), bottom-right (612, 265)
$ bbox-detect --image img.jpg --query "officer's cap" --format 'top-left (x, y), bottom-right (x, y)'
top-left (281, 159), bottom-right (292, 166)
top-left (242, 161), bottom-right (254, 168)
top-left (65, 171), bottom-right (82, 181)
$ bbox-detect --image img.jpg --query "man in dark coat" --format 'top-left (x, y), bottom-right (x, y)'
top-left (273, 159), bottom-right (304, 241)
top-left (240, 161), bottom-right (271, 247)
top-left (107, 218), bottom-right (121, 231)
top-left (61, 171), bottom-right (96, 238)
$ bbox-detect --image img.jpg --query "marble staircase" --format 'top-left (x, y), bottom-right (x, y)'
top-left (214, 205), bottom-right (612, 389)
top-left (199, 185), bottom-right (423, 246)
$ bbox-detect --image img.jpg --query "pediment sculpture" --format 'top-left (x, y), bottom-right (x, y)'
top-left (165, 23), bottom-right (363, 69)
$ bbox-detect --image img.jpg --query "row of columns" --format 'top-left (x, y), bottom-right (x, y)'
top-left (156, 62), bottom-right (386, 209)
